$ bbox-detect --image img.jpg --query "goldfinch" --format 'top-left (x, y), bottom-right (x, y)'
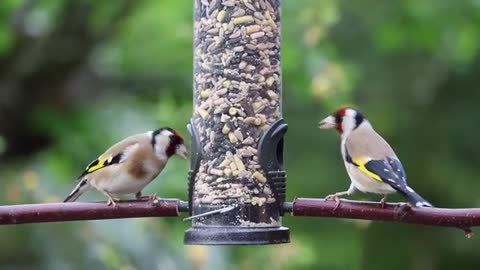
top-left (319, 108), bottom-right (432, 207)
top-left (64, 127), bottom-right (187, 206)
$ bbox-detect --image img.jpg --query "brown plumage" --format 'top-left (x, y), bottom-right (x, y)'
top-left (345, 125), bottom-right (397, 161)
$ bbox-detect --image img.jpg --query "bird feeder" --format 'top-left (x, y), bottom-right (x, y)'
top-left (184, 0), bottom-right (289, 245)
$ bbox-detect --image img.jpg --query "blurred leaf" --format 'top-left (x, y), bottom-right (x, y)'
top-left (0, 25), bottom-right (14, 54)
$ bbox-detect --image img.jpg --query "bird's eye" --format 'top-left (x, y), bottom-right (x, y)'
top-left (170, 135), bottom-right (183, 146)
top-left (335, 114), bottom-right (343, 124)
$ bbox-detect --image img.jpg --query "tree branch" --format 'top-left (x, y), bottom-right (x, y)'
top-left (0, 199), bottom-right (185, 225)
top-left (290, 198), bottom-right (478, 237)
top-left (1, 197), bottom-right (479, 239)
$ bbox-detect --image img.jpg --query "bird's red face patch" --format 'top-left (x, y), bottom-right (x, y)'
top-left (334, 108), bottom-right (348, 134)
top-left (335, 108), bottom-right (347, 118)
top-left (166, 132), bottom-right (184, 157)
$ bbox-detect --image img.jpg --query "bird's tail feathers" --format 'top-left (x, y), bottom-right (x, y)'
top-left (64, 178), bottom-right (90, 203)
top-left (405, 186), bottom-right (432, 208)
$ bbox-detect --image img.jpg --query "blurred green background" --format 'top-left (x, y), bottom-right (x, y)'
top-left (1, 0), bottom-right (480, 269)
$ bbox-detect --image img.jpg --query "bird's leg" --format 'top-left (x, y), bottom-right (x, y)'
top-left (325, 191), bottom-right (350, 200)
top-left (148, 193), bottom-right (159, 201)
top-left (326, 191), bottom-right (348, 210)
top-left (325, 184), bottom-right (356, 210)
top-left (325, 191), bottom-right (350, 210)
top-left (380, 195), bottom-right (388, 208)
top-left (105, 192), bottom-right (118, 207)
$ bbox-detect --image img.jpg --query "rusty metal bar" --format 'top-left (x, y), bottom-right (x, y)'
top-left (0, 199), bottom-right (183, 225)
top-left (291, 198), bottom-right (480, 228)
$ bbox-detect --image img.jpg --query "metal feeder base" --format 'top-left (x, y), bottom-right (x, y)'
top-left (184, 226), bottom-right (290, 245)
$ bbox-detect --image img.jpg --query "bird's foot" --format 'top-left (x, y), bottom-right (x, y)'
top-left (325, 194), bottom-right (336, 200)
top-left (102, 191), bottom-right (119, 206)
top-left (136, 192), bottom-right (160, 204)
top-left (332, 197), bottom-right (341, 211)
top-left (326, 192), bottom-right (348, 211)
top-left (325, 191), bottom-right (349, 200)
top-left (147, 193), bottom-right (160, 203)
top-left (380, 195), bottom-right (388, 208)
top-left (106, 197), bottom-right (118, 207)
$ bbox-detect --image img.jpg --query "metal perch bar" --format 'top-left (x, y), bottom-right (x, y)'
top-left (0, 199), bottom-right (183, 225)
top-left (290, 198), bottom-right (480, 228)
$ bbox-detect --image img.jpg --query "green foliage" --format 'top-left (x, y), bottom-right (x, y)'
top-left (0, 0), bottom-right (480, 270)
top-left (0, 25), bottom-right (13, 54)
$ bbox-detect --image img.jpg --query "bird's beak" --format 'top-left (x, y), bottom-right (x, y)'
top-left (176, 144), bottom-right (188, 159)
top-left (319, 115), bottom-right (336, 129)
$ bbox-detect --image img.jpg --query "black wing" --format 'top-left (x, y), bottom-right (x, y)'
top-left (364, 157), bottom-right (410, 195)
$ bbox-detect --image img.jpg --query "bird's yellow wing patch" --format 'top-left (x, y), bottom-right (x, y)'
top-left (86, 157), bottom-right (109, 173)
top-left (78, 153), bottom-right (123, 179)
top-left (351, 156), bottom-right (383, 182)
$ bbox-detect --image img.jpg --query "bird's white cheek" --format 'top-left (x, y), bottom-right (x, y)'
top-left (155, 146), bottom-right (169, 160)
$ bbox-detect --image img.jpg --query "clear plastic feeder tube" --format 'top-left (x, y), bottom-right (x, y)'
top-left (185, 0), bottom-right (288, 245)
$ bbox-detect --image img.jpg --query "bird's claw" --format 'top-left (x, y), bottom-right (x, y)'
top-left (380, 196), bottom-right (387, 208)
top-left (137, 193), bottom-right (160, 204)
top-left (107, 198), bottom-right (117, 207)
top-left (148, 193), bottom-right (160, 204)
top-left (325, 194), bottom-right (336, 201)
top-left (325, 194), bottom-right (342, 211)
top-left (148, 193), bottom-right (159, 200)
